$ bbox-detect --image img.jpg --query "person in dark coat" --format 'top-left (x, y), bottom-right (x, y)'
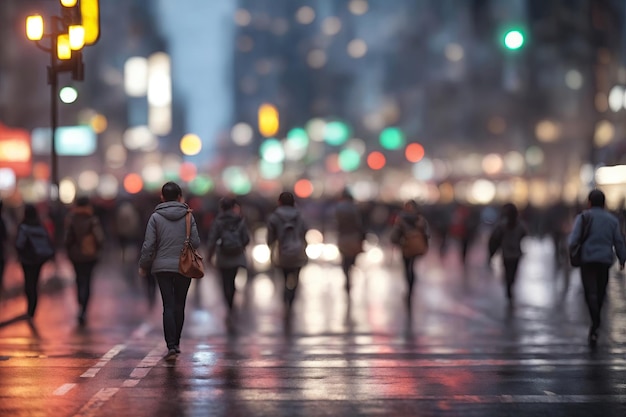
top-left (206, 197), bottom-right (250, 329)
top-left (15, 204), bottom-right (55, 320)
top-left (139, 182), bottom-right (201, 360)
top-left (64, 196), bottom-right (105, 326)
top-left (488, 203), bottom-right (528, 303)
top-left (267, 192), bottom-right (308, 320)
top-left (568, 189), bottom-right (626, 346)
top-left (334, 189), bottom-right (365, 296)
top-left (390, 200), bottom-right (430, 310)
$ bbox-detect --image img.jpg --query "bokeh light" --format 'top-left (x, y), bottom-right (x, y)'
top-left (405, 143), bottom-right (425, 163)
top-left (180, 133), bottom-right (202, 156)
top-left (367, 151), bottom-right (386, 170)
top-left (294, 179), bottom-right (314, 198)
top-left (123, 173), bottom-right (143, 194)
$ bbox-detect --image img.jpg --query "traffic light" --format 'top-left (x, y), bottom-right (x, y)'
top-left (503, 29), bottom-right (525, 50)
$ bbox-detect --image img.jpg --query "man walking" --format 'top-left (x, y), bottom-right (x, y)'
top-left (568, 189), bottom-right (626, 346)
top-left (267, 192), bottom-right (308, 321)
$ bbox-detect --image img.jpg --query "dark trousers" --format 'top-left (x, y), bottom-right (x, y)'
top-left (219, 267), bottom-right (238, 311)
top-left (21, 263), bottom-right (43, 317)
top-left (155, 272), bottom-right (191, 349)
top-left (341, 255), bottom-right (357, 293)
top-left (503, 257), bottom-right (520, 299)
top-left (73, 261), bottom-right (96, 317)
top-left (281, 267), bottom-right (301, 308)
top-left (580, 263), bottom-right (610, 330)
top-left (402, 256), bottom-right (417, 305)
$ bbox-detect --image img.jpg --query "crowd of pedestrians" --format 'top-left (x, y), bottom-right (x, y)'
top-left (1, 181), bottom-right (626, 357)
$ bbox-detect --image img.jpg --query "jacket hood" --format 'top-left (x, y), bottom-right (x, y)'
top-left (274, 205), bottom-right (300, 221)
top-left (154, 201), bottom-right (189, 221)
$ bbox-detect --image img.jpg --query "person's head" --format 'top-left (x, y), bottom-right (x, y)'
top-left (404, 200), bottom-right (419, 212)
top-left (23, 203), bottom-right (40, 225)
top-left (219, 197), bottom-right (239, 212)
top-left (161, 181), bottom-right (183, 202)
top-left (341, 188), bottom-right (353, 201)
top-left (588, 189), bottom-right (605, 208)
top-left (502, 202), bottom-right (518, 226)
top-left (76, 196), bottom-right (90, 207)
top-left (278, 191), bottom-right (295, 207)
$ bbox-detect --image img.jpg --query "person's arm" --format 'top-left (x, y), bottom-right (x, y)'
top-left (15, 225), bottom-right (27, 250)
top-left (239, 219), bottom-right (251, 248)
top-left (612, 223), bottom-right (626, 270)
top-left (567, 214), bottom-right (583, 248)
top-left (205, 219), bottom-right (220, 261)
top-left (266, 215), bottom-right (277, 247)
top-left (138, 214), bottom-right (156, 274)
top-left (389, 216), bottom-right (403, 245)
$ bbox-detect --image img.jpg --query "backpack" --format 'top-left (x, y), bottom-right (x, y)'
top-left (219, 221), bottom-right (244, 256)
top-left (77, 217), bottom-right (99, 257)
top-left (401, 218), bottom-right (429, 258)
top-left (273, 216), bottom-right (307, 268)
top-left (25, 226), bottom-right (55, 262)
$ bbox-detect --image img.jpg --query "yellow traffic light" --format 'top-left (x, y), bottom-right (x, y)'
top-left (68, 25), bottom-right (85, 50)
top-left (258, 103), bottom-right (279, 137)
top-left (26, 15), bottom-right (44, 41)
top-left (81, 0), bottom-right (100, 45)
top-left (57, 34), bottom-right (72, 60)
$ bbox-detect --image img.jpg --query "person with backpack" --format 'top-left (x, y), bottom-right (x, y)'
top-left (334, 188), bottom-right (365, 296)
top-left (15, 204), bottom-right (55, 320)
top-left (568, 189), bottom-right (626, 346)
top-left (206, 197), bottom-right (250, 330)
top-left (267, 192), bottom-right (308, 320)
top-left (64, 196), bottom-right (105, 326)
top-left (488, 203), bottom-right (528, 304)
top-left (139, 182), bottom-right (201, 360)
top-left (390, 200), bottom-right (430, 310)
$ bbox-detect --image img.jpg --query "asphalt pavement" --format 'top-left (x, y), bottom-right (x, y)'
top-left (1, 237), bottom-right (626, 417)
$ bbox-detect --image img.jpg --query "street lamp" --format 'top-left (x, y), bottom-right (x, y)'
top-left (25, 0), bottom-right (99, 201)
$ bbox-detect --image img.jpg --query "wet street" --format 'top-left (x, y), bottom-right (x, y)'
top-left (1, 238), bottom-right (626, 417)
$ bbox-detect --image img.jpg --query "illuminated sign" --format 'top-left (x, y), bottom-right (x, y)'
top-left (0, 123), bottom-right (31, 177)
top-left (32, 125), bottom-right (97, 156)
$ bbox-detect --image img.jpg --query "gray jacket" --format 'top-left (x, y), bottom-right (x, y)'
top-left (139, 202), bottom-right (201, 274)
top-left (568, 207), bottom-right (626, 266)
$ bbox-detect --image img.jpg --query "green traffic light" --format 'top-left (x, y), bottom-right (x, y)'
top-left (504, 30), bottom-right (524, 50)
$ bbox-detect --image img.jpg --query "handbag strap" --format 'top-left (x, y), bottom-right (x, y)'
top-left (184, 209), bottom-right (192, 240)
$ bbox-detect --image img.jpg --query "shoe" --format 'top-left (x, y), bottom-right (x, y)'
top-left (588, 329), bottom-right (598, 347)
top-left (165, 348), bottom-right (178, 361)
top-left (174, 345), bottom-right (181, 354)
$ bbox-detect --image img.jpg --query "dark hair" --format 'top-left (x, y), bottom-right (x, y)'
top-left (219, 197), bottom-right (238, 211)
top-left (278, 191), bottom-right (295, 207)
top-left (161, 181), bottom-right (182, 202)
top-left (22, 203), bottom-right (41, 226)
top-left (405, 200), bottom-right (419, 212)
top-left (588, 189), bottom-right (605, 208)
top-left (76, 196), bottom-right (90, 207)
top-left (341, 188), bottom-right (353, 201)
top-left (502, 203), bottom-right (518, 228)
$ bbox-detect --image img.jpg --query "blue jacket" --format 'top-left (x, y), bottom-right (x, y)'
top-left (568, 207), bottom-right (626, 267)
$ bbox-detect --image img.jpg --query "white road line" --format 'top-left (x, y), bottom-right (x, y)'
top-left (124, 344), bottom-right (163, 383)
top-left (73, 388), bottom-right (119, 417)
top-left (80, 344), bottom-right (126, 378)
top-left (53, 383), bottom-right (76, 396)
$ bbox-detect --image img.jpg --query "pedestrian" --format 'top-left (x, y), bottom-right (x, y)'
top-left (139, 182), bottom-right (201, 360)
top-left (64, 196), bottom-right (105, 326)
top-left (488, 203), bottom-right (528, 303)
top-left (15, 204), bottom-right (55, 320)
top-left (334, 188), bottom-right (365, 296)
top-left (390, 200), bottom-right (431, 310)
top-left (267, 192), bottom-right (308, 320)
top-left (206, 197), bottom-right (250, 330)
top-left (567, 189), bottom-right (626, 346)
